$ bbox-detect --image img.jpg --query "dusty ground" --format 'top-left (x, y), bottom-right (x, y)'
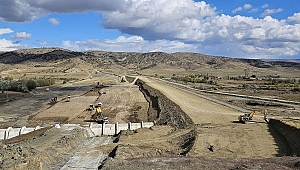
top-left (139, 77), bottom-right (279, 158)
top-left (0, 75), bottom-right (299, 169)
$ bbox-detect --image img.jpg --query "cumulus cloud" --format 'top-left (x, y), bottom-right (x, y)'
top-left (0, 0), bottom-right (300, 58)
top-left (286, 13), bottom-right (300, 23)
top-left (49, 18), bottom-right (59, 25)
top-left (243, 4), bottom-right (252, 10)
top-left (102, 0), bottom-right (216, 41)
top-left (0, 0), bottom-right (48, 22)
top-left (11, 32), bottom-right (32, 39)
top-left (232, 7), bottom-right (243, 14)
top-left (0, 38), bottom-right (20, 51)
top-left (261, 8), bottom-right (283, 17)
top-left (232, 4), bottom-right (256, 14)
top-left (0, 28), bottom-right (14, 35)
top-left (0, 0), bottom-right (125, 22)
top-left (63, 36), bottom-right (196, 53)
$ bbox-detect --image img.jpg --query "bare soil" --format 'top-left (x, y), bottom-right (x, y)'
top-left (0, 75), bottom-right (299, 169)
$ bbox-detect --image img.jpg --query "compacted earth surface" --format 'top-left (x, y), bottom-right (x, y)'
top-left (0, 75), bottom-right (299, 169)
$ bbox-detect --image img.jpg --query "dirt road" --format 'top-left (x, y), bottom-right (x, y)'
top-left (139, 77), bottom-right (279, 158)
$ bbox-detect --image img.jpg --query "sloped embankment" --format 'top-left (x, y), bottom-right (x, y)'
top-left (268, 119), bottom-right (300, 156)
top-left (135, 78), bottom-right (194, 130)
top-left (135, 78), bottom-right (196, 155)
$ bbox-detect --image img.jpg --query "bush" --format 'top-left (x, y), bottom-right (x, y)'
top-left (292, 87), bottom-right (300, 92)
top-left (26, 80), bottom-right (37, 91)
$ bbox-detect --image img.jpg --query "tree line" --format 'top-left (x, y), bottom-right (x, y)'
top-left (0, 76), bottom-right (55, 93)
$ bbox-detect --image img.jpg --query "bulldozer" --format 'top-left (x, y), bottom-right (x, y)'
top-left (238, 109), bottom-right (269, 124)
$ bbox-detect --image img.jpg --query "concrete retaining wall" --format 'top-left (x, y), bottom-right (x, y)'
top-left (90, 121), bottom-right (154, 136)
top-left (0, 122), bottom-right (155, 139)
top-left (0, 126), bottom-right (43, 140)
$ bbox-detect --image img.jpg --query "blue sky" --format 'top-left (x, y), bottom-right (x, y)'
top-left (0, 0), bottom-right (300, 59)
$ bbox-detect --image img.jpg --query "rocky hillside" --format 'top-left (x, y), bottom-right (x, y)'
top-left (0, 48), bottom-right (299, 70)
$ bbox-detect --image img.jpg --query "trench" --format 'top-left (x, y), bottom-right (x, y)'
top-left (268, 119), bottom-right (300, 157)
top-left (134, 78), bottom-right (194, 130)
top-left (133, 78), bottom-right (196, 154)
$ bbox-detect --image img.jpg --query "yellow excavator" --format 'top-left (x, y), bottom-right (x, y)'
top-left (238, 109), bottom-right (269, 124)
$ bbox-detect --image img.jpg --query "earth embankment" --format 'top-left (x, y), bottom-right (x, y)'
top-left (104, 77), bottom-right (197, 162)
top-left (135, 78), bottom-right (194, 130)
top-left (268, 119), bottom-right (300, 156)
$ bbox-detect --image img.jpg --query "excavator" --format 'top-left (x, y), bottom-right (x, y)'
top-left (238, 109), bottom-right (269, 124)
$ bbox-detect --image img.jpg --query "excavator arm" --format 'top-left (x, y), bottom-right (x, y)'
top-left (238, 110), bottom-right (269, 123)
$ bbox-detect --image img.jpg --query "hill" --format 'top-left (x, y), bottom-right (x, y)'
top-left (1, 48), bottom-right (299, 75)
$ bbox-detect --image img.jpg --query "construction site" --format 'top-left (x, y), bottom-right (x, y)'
top-left (0, 49), bottom-right (299, 169)
top-left (0, 74), bottom-right (299, 169)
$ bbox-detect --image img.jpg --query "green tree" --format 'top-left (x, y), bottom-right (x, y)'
top-left (26, 79), bottom-right (37, 91)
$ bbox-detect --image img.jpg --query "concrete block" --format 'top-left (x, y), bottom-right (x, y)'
top-left (131, 123), bottom-right (141, 130)
top-left (118, 123), bottom-right (128, 131)
top-left (0, 129), bottom-right (6, 140)
top-left (22, 127), bottom-right (35, 135)
top-left (5, 127), bottom-right (12, 139)
top-left (143, 122), bottom-right (154, 128)
top-left (104, 124), bottom-right (115, 136)
top-left (20, 126), bottom-right (26, 135)
top-left (8, 128), bottom-right (21, 139)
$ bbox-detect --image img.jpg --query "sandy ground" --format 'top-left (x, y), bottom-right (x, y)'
top-left (1, 75), bottom-right (299, 169)
top-left (23, 80), bottom-right (149, 126)
top-left (139, 77), bottom-right (279, 158)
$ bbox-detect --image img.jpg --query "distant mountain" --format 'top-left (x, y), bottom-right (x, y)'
top-left (0, 48), bottom-right (299, 70)
top-left (263, 59), bottom-right (300, 63)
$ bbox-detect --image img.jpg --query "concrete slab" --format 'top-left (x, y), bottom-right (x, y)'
top-left (21, 127), bottom-right (35, 135)
top-left (0, 129), bottom-right (6, 140)
top-left (60, 136), bottom-right (113, 170)
top-left (8, 128), bottom-right (21, 139)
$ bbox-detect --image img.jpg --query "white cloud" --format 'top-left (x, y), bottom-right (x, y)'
top-left (232, 7), bottom-right (243, 14)
top-left (63, 36), bottom-right (196, 53)
top-left (102, 0), bottom-right (216, 41)
top-left (0, 28), bottom-right (13, 35)
top-left (0, 38), bottom-right (20, 51)
top-left (49, 18), bottom-right (59, 25)
top-left (286, 13), bottom-right (300, 23)
top-left (261, 4), bottom-right (268, 9)
top-left (243, 4), bottom-right (252, 10)
top-left (0, 0), bottom-right (300, 59)
top-left (232, 4), bottom-right (257, 14)
top-left (0, 0), bottom-right (125, 22)
top-left (261, 8), bottom-right (283, 17)
top-left (11, 32), bottom-right (32, 39)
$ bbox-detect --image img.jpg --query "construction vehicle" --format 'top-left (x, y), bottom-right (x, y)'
top-left (102, 117), bottom-right (109, 124)
top-left (238, 109), bottom-right (269, 123)
top-left (91, 103), bottom-right (102, 121)
top-left (86, 104), bottom-right (95, 111)
top-left (66, 95), bottom-right (71, 102)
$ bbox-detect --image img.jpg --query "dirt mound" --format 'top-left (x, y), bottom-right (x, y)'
top-left (106, 78), bottom-right (197, 162)
top-left (0, 126), bottom-right (88, 169)
top-left (135, 78), bottom-right (194, 130)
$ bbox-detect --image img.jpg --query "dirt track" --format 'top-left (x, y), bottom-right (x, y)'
top-left (139, 77), bottom-right (280, 158)
top-left (27, 83), bottom-right (149, 126)
top-left (0, 75), bottom-right (299, 169)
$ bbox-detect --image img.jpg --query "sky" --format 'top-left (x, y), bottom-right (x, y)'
top-left (0, 0), bottom-right (300, 59)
